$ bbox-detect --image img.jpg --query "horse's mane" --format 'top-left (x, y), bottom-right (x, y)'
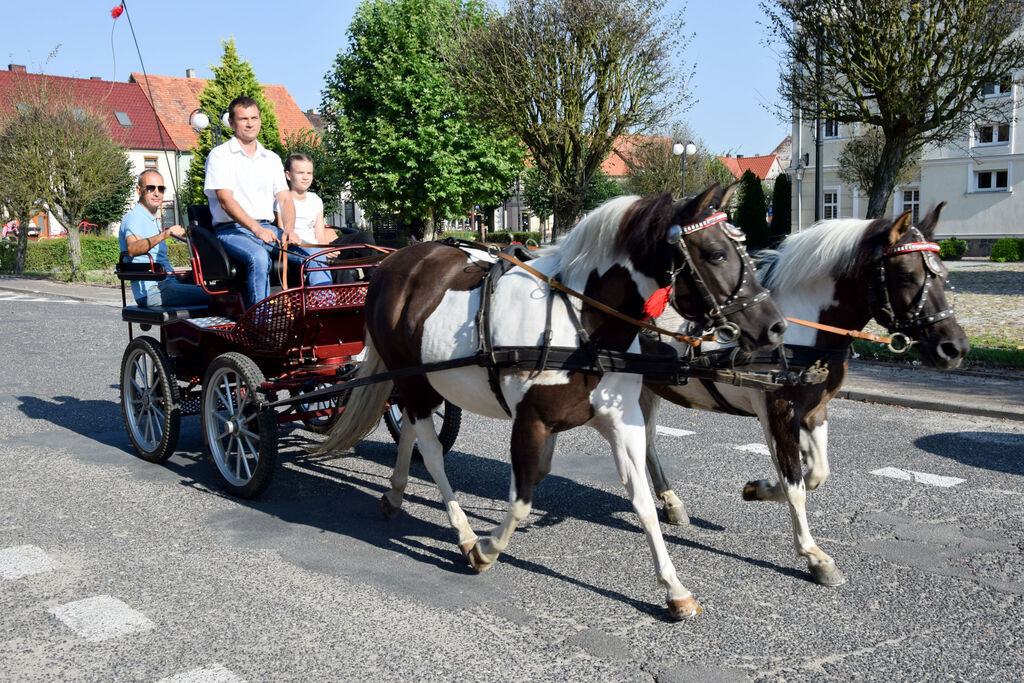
top-left (539, 195), bottom-right (640, 286)
top-left (761, 218), bottom-right (888, 291)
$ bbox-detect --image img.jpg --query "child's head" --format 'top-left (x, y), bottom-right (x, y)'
top-left (284, 153), bottom-right (314, 193)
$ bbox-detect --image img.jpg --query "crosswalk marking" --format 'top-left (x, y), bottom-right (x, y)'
top-left (49, 595), bottom-right (155, 642)
top-left (158, 665), bottom-right (246, 683)
top-left (656, 425), bottom-right (695, 437)
top-left (871, 467), bottom-right (965, 488)
top-left (0, 293), bottom-right (66, 303)
top-left (0, 545), bottom-right (55, 580)
top-left (733, 443), bottom-right (770, 455)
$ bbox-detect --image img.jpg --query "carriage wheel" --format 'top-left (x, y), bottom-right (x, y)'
top-left (383, 400), bottom-right (462, 457)
top-left (120, 336), bottom-right (180, 463)
top-left (201, 352), bottom-right (278, 499)
top-left (294, 367), bottom-right (356, 434)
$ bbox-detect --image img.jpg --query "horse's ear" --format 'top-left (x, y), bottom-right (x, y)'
top-left (915, 201), bottom-right (946, 239)
top-left (718, 181), bottom-right (739, 208)
top-left (888, 211), bottom-right (913, 245)
top-left (685, 184), bottom-right (719, 215)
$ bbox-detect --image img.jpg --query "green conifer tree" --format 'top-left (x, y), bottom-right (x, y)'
top-left (735, 169), bottom-right (768, 250)
top-left (768, 173), bottom-right (791, 246)
top-left (184, 39), bottom-right (284, 207)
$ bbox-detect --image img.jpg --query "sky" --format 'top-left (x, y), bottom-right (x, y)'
top-left (3, 0), bottom-right (789, 157)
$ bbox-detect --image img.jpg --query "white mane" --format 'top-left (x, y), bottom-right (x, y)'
top-left (539, 195), bottom-right (640, 288)
top-left (762, 218), bottom-right (878, 293)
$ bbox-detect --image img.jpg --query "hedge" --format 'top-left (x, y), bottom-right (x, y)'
top-left (440, 230), bottom-right (543, 244)
top-left (938, 238), bottom-right (967, 261)
top-left (0, 236), bottom-right (191, 273)
top-left (990, 237), bottom-right (1024, 262)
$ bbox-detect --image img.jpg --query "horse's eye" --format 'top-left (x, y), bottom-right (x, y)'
top-left (710, 250), bottom-right (728, 264)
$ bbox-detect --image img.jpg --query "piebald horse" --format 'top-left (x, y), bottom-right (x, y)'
top-left (640, 204), bottom-right (969, 586)
top-left (323, 186), bottom-right (787, 619)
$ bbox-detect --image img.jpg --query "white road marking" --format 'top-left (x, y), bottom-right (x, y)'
top-left (733, 443), bottom-right (770, 455)
top-left (49, 595), bottom-right (155, 642)
top-left (0, 293), bottom-right (63, 303)
top-left (0, 545), bottom-right (55, 579)
top-left (656, 425), bottom-right (695, 437)
top-left (158, 665), bottom-right (246, 683)
top-left (870, 467), bottom-right (965, 488)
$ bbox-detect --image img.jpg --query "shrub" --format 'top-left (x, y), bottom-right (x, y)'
top-left (938, 237), bottom-right (968, 260)
top-left (990, 237), bottom-right (1023, 262)
top-left (0, 235), bottom-right (191, 274)
top-left (440, 230), bottom-right (543, 244)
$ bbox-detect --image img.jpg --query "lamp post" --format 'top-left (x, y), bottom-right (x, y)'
top-left (672, 140), bottom-right (697, 197)
top-left (189, 108), bottom-right (228, 146)
top-left (793, 155), bottom-right (806, 233)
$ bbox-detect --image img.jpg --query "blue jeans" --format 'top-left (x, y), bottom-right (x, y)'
top-left (215, 222), bottom-right (331, 308)
top-left (138, 277), bottom-right (210, 307)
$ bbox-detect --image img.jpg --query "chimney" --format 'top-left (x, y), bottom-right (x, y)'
top-left (736, 154), bottom-right (744, 158)
top-left (8, 64), bottom-right (27, 73)
top-left (185, 68), bottom-right (196, 78)
top-left (90, 76), bottom-right (102, 80)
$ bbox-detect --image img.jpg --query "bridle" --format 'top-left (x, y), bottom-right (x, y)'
top-left (869, 226), bottom-right (956, 351)
top-left (666, 211), bottom-right (772, 344)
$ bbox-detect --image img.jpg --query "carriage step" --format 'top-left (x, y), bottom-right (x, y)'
top-left (188, 316), bottom-right (237, 329)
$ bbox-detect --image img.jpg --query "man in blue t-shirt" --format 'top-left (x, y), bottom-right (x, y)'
top-left (118, 170), bottom-right (209, 307)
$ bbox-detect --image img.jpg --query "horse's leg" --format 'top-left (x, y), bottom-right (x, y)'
top-left (751, 396), bottom-right (844, 587)
top-left (640, 387), bottom-right (689, 525)
top-left (470, 416), bottom-right (549, 571)
top-left (408, 410), bottom-right (479, 559)
top-left (597, 402), bottom-right (700, 619)
top-left (801, 415), bottom-right (830, 491)
top-left (533, 434), bottom-right (556, 485)
top-left (380, 408), bottom-right (417, 518)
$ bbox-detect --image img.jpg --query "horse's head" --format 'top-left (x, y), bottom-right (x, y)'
top-left (621, 184), bottom-right (787, 352)
top-left (870, 204), bottom-right (970, 369)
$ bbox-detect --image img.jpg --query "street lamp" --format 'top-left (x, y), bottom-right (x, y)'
top-left (189, 107), bottom-right (228, 146)
top-left (792, 153), bottom-right (807, 233)
top-left (672, 140), bottom-right (697, 197)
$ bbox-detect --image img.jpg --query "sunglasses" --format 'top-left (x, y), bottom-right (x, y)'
top-left (143, 185), bottom-right (166, 193)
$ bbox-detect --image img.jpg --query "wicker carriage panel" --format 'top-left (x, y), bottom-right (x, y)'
top-left (225, 285), bottom-right (368, 352)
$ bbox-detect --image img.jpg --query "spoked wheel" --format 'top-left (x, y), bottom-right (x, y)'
top-left (201, 352), bottom-right (278, 499)
top-left (293, 367), bottom-right (355, 435)
top-left (120, 336), bottom-right (180, 463)
top-left (383, 400), bottom-right (462, 457)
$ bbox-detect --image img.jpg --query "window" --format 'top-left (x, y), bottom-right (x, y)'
top-left (71, 107), bottom-right (87, 123)
top-left (823, 119), bottom-right (840, 139)
top-left (975, 123), bottom-right (1010, 145)
top-left (144, 156), bottom-right (158, 170)
top-left (983, 76), bottom-right (1012, 97)
top-left (344, 202), bottom-right (355, 227)
top-left (161, 202), bottom-right (177, 229)
top-left (823, 190), bottom-right (839, 219)
top-left (902, 189), bottom-right (920, 223)
top-left (15, 102), bottom-right (29, 115)
top-left (114, 111), bottom-right (132, 127)
top-left (975, 169), bottom-right (1009, 191)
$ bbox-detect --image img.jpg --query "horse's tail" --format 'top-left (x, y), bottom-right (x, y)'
top-left (317, 336), bottom-right (393, 455)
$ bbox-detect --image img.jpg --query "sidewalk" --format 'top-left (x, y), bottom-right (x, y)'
top-left (1, 276), bottom-right (1022, 421)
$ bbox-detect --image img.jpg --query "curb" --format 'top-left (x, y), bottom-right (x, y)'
top-left (837, 387), bottom-right (1024, 422)
top-left (0, 283), bottom-right (121, 306)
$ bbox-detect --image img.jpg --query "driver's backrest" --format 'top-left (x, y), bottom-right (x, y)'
top-left (187, 205), bottom-right (238, 290)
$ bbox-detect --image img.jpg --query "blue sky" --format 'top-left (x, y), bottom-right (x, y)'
top-left (4, 0), bottom-right (789, 157)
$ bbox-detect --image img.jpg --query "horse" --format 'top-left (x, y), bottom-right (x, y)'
top-left (322, 185), bottom-right (788, 619)
top-left (637, 203), bottom-right (970, 587)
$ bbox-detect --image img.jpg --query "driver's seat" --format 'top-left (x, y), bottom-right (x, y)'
top-left (187, 205), bottom-right (239, 292)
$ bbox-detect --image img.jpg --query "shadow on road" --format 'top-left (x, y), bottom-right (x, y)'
top-left (16, 395), bottom-right (134, 453)
top-left (915, 431), bottom-right (1024, 476)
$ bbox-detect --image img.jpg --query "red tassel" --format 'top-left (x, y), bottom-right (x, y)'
top-left (111, 4), bottom-right (124, 18)
top-left (643, 286), bottom-right (671, 319)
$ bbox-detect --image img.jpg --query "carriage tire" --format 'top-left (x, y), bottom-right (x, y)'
top-left (120, 336), bottom-right (180, 464)
top-left (383, 400), bottom-right (462, 457)
top-left (201, 352), bottom-right (278, 499)
top-left (293, 367), bottom-right (356, 434)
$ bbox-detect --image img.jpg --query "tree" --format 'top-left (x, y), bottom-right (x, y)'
top-left (837, 126), bottom-right (919, 202)
top-left (184, 39), bottom-right (285, 207)
top-left (450, 0), bottom-right (689, 236)
top-left (83, 158), bottom-right (134, 231)
top-left (769, 172), bottom-right (791, 245)
top-left (281, 129), bottom-right (345, 216)
top-left (765, 0), bottom-right (1024, 217)
top-left (622, 125), bottom-right (737, 198)
top-left (0, 110), bottom-right (49, 276)
top-left (321, 0), bottom-right (526, 240)
top-left (734, 170), bottom-right (769, 249)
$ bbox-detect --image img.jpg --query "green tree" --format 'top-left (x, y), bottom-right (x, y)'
top-left (765, 0), bottom-right (1024, 217)
top-left (0, 93), bottom-right (49, 274)
top-left (735, 169), bottom-right (768, 250)
top-left (281, 128), bottom-right (345, 216)
top-left (768, 172), bottom-right (791, 246)
top-left (184, 39), bottom-right (285, 207)
top-left (837, 126), bottom-right (920, 204)
top-left (450, 0), bottom-right (689, 236)
top-left (83, 158), bottom-right (134, 231)
top-left (321, 0), bottom-right (526, 240)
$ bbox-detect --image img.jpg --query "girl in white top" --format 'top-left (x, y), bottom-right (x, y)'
top-left (275, 153), bottom-right (332, 286)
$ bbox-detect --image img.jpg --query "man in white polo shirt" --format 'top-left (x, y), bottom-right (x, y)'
top-left (204, 95), bottom-right (329, 308)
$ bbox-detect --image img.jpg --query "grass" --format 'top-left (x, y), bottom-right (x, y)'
top-left (852, 338), bottom-right (1024, 370)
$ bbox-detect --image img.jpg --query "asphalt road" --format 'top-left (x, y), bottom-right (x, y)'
top-left (1, 291), bottom-right (1022, 681)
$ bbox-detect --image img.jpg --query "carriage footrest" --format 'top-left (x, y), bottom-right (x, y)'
top-left (188, 316), bottom-right (237, 329)
top-left (122, 305), bottom-right (210, 325)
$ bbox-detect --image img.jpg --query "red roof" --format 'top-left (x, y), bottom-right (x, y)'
top-left (130, 72), bottom-right (313, 151)
top-left (0, 69), bottom-right (175, 151)
top-left (601, 135), bottom-right (674, 177)
top-left (716, 154), bottom-right (780, 180)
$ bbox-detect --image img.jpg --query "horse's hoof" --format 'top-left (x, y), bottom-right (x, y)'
top-left (380, 494), bottom-right (401, 519)
top-left (464, 540), bottom-right (493, 573)
top-left (667, 596), bottom-right (703, 620)
top-left (663, 505), bottom-right (690, 526)
top-left (810, 562), bottom-right (846, 587)
top-left (742, 481), bottom-right (760, 501)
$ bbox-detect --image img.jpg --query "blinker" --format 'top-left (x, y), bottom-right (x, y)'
top-left (667, 224), bottom-right (682, 245)
top-left (722, 222), bottom-right (746, 242)
top-left (924, 251), bottom-right (944, 276)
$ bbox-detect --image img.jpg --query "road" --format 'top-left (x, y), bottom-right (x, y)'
top-left (1, 291), bottom-right (1022, 681)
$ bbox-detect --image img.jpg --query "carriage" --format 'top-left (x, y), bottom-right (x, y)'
top-left (115, 210), bottom-right (461, 499)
